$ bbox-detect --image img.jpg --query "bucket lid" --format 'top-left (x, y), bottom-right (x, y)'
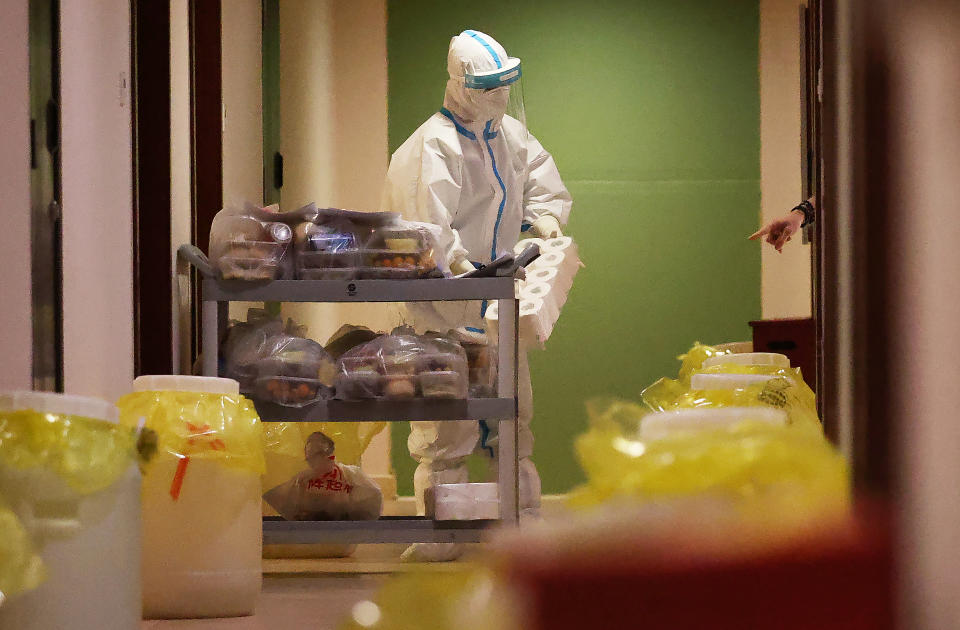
top-left (0, 391), bottom-right (118, 424)
top-left (701, 352), bottom-right (790, 370)
top-left (690, 373), bottom-right (777, 390)
top-left (132, 375), bottom-right (239, 395)
top-left (639, 406), bottom-right (788, 441)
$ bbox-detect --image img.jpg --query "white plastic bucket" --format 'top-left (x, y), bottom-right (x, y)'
top-left (131, 376), bottom-right (261, 619)
top-left (0, 391), bottom-right (141, 630)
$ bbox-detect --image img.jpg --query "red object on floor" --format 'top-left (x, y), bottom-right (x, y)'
top-left (503, 510), bottom-right (893, 630)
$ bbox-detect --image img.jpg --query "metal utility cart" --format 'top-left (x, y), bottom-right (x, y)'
top-left (179, 245), bottom-right (521, 545)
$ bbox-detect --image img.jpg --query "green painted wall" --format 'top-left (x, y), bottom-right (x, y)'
top-left (387, 0), bottom-right (761, 494)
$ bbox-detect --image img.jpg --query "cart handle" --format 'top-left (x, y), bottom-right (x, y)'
top-left (177, 244), bottom-right (216, 278)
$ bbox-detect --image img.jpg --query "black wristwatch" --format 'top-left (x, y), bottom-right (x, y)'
top-left (792, 200), bottom-right (815, 228)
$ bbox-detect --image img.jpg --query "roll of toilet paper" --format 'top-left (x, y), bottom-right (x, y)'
top-left (529, 250), bottom-right (580, 277)
top-left (520, 282), bottom-right (559, 325)
top-left (543, 236), bottom-right (577, 257)
top-left (526, 266), bottom-right (559, 286)
top-left (519, 298), bottom-right (549, 344)
top-left (514, 238), bottom-right (544, 257)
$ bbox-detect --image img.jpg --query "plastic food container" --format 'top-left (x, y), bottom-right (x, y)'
top-left (334, 372), bottom-right (382, 400)
top-left (219, 256), bottom-right (281, 281)
top-left (420, 371), bottom-right (467, 399)
top-left (119, 376), bottom-right (264, 619)
top-left (296, 251), bottom-right (360, 279)
top-left (0, 392), bottom-right (141, 630)
top-left (383, 374), bottom-right (417, 400)
top-left (255, 376), bottom-right (327, 406)
top-left (358, 225), bottom-right (440, 279)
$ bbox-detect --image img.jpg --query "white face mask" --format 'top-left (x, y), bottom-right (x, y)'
top-left (472, 86), bottom-right (510, 120)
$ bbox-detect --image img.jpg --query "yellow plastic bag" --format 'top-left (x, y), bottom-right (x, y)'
top-left (641, 342), bottom-right (728, 412)
top-left (0, 498), bottom-right (45, 605)
top-left (0, 407), bottom-right (138, 602)
top-left (0, 409), bottom-right (138, 494)
top-left (338, 564), bottom-right (518, 630)
top-left (641, 343), bottom-right (821, 432)
top-left (570, 399), bottom-right (849, 524)
top-left (698, 361), bottom-right (817, 410)
top-left (117, 391), bottom-right (266, 490)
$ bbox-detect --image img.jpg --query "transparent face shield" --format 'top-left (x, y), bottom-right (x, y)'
top-left (464, 57), bottom-right (525, 135)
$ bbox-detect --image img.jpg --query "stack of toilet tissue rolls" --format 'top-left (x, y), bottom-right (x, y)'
top-left (484, 237), bottom-right (581, 348)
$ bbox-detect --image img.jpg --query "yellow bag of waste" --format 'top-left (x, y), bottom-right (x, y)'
top-left (117, 389), bottom-right (265, 478)
top-left (569, 399), bottom-right (848, 524)
top-left (0, 499), bottom-right (45, 605)
top-left (0, 401), bottom-right (139, 602)
top-left (697, 360), bottom-right (817, 413)
top-left (678, 373), bottom-right (821, 433)
top-left (0, 408), bottom-right (138, 493)
top-left (641, 343), bottom-right (821, 432)
top-left (641, 342), bottom-right (728, 412)
top-left (339, 565), bottom-right (519, 630)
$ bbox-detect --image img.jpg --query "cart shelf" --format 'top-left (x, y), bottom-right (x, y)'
top-left (263, 516), bottom-right (498, 545)
top-left (255, 398), bottom-right (515, 423)
top-left (202, 276), bottom-right (515, 303)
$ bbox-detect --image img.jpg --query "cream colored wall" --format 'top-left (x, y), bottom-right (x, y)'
top-left (0, 0), bottom-right (32, 390)
top-left (171, 0), bottom-right (192, 373)
top-left (60, 0), bottom-right (135, 401)
top-left (759, 0), bottom-right (813, 318)
top-left (222, 0), bottom-right (265, 208)
top-left (276, 0), bottom-right (395, 346)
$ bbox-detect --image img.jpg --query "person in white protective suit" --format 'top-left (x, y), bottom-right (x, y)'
top-left (382, 30), bottom-right (572, 559)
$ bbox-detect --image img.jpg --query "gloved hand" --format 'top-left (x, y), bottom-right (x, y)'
top-left (451, 257), bottom-right (476, 276)
top-left (531, 215), bottom-right (563, 239)
top-left (749, 210), bottom-right (804, 253)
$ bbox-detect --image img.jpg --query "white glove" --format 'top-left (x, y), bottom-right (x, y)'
top-left (531, 216), bottom-right (563, 239)
top-left (451, 258), bottom-right (476, 275)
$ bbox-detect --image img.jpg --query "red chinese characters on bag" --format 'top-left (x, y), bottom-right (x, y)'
top-left (305, 465), bottom-right (354, 494)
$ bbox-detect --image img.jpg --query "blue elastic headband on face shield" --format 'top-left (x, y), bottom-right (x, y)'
top-left (464, 58), bottom-right (522, 89)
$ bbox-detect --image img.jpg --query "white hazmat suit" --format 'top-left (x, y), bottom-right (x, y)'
top-left (381, 30), bottom-right (572, 553)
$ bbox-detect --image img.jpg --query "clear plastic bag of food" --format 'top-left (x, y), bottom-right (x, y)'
top-left (293, 209), bottom-right (398, 280)
top-left (358, 220), bottom-right (446, 279)
top-left (263, 432), bottom-right (382, 521)
top-left (253, 336), bottom-right (337, 407)
top-left (460, 340), bottom-right (497, 398)
top-left (293, 216), bottom-right (365, 280)
top-left (417, 332), bottom-right (469, 399)
top-left (221, 310), bottom-right (286, 391)
top-left (334, 329), bottom-right (468, 400)
top-left (209, 203), bottom-right (308, 281)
